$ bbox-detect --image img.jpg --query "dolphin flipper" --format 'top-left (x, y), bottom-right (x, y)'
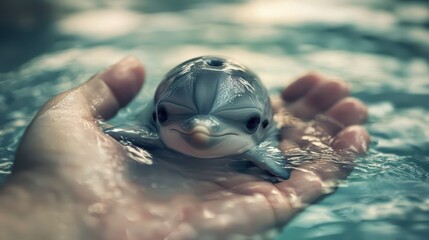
top-left (104, 126), bottom-right (163, 149)
top-left (244, 140), bottom-right (290, 180)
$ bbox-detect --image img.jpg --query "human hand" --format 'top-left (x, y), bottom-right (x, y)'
top-left (2, 57), bottom-right (369, 240)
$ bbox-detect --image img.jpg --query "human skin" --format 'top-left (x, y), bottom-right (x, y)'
top-left (0, 56), bottom-right (369, 240)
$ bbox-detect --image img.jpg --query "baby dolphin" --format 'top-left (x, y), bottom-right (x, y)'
top-left (105, 56), bottom-right (290, 179)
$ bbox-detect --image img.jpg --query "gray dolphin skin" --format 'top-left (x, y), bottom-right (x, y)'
top-left (105, 56), bottom-right (290, 179)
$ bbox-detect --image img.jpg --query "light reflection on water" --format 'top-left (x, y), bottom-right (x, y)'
top-left (0, 0), bottom-right (428, 239)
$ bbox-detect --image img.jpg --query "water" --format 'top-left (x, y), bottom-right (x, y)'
top-left (0, 0), bottom-right (428, 239)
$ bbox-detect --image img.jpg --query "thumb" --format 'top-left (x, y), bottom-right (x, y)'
top-left (15, 56), bottom-right (144, 169)
top-left (39, 56), bottom-right (145, 120)
top-left (86, 56), bottom-right (145, 119)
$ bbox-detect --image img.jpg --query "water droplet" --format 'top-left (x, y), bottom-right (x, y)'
top-left (123, 144), bottom-right (153, 165)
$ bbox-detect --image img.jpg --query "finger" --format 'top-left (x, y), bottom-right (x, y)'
top-left (281, 73), bottom-right (323, 102)
top-left (38, 56), bottom-right (144, 120)
top-left (276, 125), bottom-right (370, 209)
top-left (325, 97), bottom-right (368, 127)
top-left (312, 97), bottom-right (368, 136)
top-left (331, 125), bottom-right (370, 154)
top-left (287, 78), bottom-right (350, 120)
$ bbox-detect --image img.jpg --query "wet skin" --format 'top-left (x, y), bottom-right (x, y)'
top-left (0, 57), bottom-right (369, 239)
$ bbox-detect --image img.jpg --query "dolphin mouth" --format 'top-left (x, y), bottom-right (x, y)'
top-left (170, 129), bottom-right (237, 137)
top-left (170, 128), bottom-right (238, 150)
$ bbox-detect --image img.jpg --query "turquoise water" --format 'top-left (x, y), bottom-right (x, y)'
top-left (0, 0), bottom-right (428, 239)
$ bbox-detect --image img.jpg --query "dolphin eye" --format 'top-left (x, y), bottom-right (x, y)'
top-left (246, 115), bottom-right (261, 133)
top-left (157, 106), bottom-right (168, 123)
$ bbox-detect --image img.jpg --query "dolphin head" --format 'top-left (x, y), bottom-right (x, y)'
top-left (153, 56), bottom-right (273, 158)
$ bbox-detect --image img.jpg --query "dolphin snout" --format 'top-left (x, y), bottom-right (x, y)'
top-left (189, 125), bottom-right (211, 145)
top-left (183, 116), bottom-right (219, 133)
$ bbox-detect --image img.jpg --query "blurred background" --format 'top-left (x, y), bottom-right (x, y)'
top-left (0, 0), bottom-right (428, 239)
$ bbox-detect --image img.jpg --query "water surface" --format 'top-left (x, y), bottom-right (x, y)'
top-left (0, 0), bottom-right (428, 239)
